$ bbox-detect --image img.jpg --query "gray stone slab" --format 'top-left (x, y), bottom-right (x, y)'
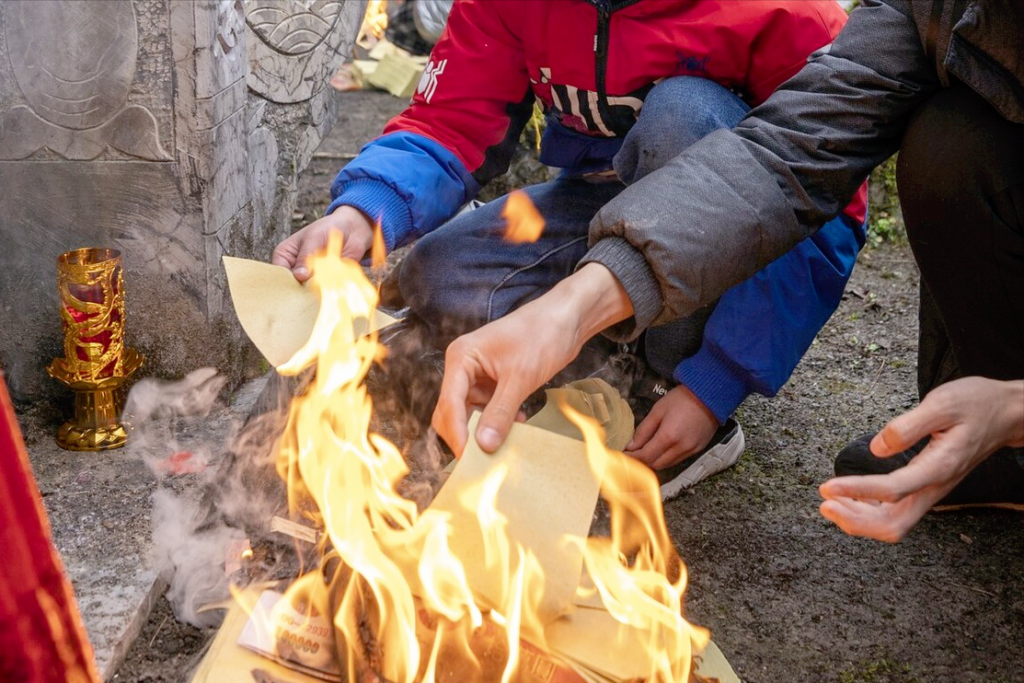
top-left (0, 0), bottom-right (362, 405)
top-left (22, 374), bottom-right (267, 680)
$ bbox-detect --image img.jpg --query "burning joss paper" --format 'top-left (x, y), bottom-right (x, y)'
top-left (202, 235), bottom-right (738, 683)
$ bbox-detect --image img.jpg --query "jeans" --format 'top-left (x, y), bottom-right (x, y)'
top-left (398, 76), bottom-right (864, 413)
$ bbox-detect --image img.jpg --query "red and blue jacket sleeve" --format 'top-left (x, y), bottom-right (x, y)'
top-left (325, 0), bottom-right (535, 252)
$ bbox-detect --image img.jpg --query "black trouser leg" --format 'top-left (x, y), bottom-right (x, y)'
top-left (897, 85), bottom-right (1024, 396)
top-left (895, 85), bottom-right (1024, 504)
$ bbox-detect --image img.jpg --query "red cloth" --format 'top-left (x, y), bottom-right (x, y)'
top-left (0, 369), bottom-right (100, 683)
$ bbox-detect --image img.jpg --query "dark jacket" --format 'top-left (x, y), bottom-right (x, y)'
top-left (585, 0), bottom-right (1024, 336)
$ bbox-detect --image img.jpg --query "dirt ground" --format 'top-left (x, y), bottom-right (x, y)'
top-left (113, 91), bottom-right (1024, 683)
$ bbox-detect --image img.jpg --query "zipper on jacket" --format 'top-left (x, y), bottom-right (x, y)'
top-left (592, 0), bottom-right (644, 133)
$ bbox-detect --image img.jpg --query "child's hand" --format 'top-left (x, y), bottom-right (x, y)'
top-left (271, 206), bottom-right (375, 281)
top-left (624, 385), bottom-right (718, 470)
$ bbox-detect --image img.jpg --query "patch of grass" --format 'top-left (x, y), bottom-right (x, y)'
top-left (866, 155), bottom-right (907, 247)
top-left (838, 658), bottom-right (922, 683)
top-left (524, 101), bottom-right (546, 152)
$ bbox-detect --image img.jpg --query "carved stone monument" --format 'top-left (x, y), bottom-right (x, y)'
top-left (0, 0), bottom-right (365, 402)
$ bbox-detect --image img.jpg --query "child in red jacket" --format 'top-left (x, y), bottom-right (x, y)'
top-left (274, 0), bottom-right (868, 499)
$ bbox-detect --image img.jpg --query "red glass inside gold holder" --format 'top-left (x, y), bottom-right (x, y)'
top-left (47, 247), bottom-right (143, 451)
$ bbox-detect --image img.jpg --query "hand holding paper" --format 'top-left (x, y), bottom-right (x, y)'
top-left (223, 255), bottom-right (396, 369)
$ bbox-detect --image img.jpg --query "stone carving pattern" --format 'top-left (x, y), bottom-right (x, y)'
top-left (245, 0), bottom-right (361, 104)
top-left (0, 0), bottom-right (169, 161)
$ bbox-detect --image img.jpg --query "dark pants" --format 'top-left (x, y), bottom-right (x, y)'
top-left (896, 84), bottom-right (1024, 498)
top-left (898, 85), bottom-right (1024, 396)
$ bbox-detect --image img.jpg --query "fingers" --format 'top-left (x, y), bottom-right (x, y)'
top-left (819, 492), bottom-right (935, 543)
top-left (293, 231), bottom-right (329, 282)
top-left (821, 443), bottom-right (964, 504)
top-left (871, 393), bottom-right (952, 456)
top-left (625, 408), bottom-right (662, 453)
top-left (271, 225), bottom-right (323, 281)
top-left (271, 236), bottom-right (301, 270)
top-left (819, 473), bottom-right (908, 503)
top-left (476, 379), bottom-right (525, 453)
top-left (819, 498), bottom-right (909, 543)
top-left (432, 367), bottom-right (471, 457)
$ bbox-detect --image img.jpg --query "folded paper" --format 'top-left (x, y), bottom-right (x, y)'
top-left (223, 256), bottom-right (397, 368)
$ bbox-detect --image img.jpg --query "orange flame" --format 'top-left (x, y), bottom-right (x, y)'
top-left (262, 233), bottom-right (706, 682)
top-left (363, 0), bottom-right (389, 40)
top-left (370, 218), bottom-right (387, 270)
top-left (502, 190), bottom-right (546, 244)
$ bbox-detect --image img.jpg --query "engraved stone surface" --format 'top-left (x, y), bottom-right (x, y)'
top-left (0, 0), bottom-right (169, 161)
top-left (6, 0), bottom-right (137, 130)
top-left (0, 0), bottom-right (361, 409)
top-left (245, 0), bottom-right (364, 103)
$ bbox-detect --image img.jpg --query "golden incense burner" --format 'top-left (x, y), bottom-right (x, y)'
top-left (47, 248), bottom-right (143, 451)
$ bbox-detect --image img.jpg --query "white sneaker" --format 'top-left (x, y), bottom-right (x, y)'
top-left (657, 419), bottom-right (745, 502)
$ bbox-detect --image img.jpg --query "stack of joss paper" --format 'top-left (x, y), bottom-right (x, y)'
top-left (193, 258), bottom-right (740, 683)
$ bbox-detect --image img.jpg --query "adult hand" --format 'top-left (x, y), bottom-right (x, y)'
top-left (624, 385), bottom-right (718, 470)
top-left (271, 206), bottom-right (375, 281)
top-left (433, 263), bottom-right (634, 456)
top-left (819, 377), bottom-right (1024, 543)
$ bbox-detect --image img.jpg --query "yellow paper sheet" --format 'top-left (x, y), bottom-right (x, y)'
top-left (223, 256), bottom-right (397, 368)
top-left (190, 589), bottom-right (328, 683)
top-left (367, 52), bottom-right (424, 98)
top-left (427, 414), bottom-right (605, 624)
top-left (545, 606), bottom-right (739, 683)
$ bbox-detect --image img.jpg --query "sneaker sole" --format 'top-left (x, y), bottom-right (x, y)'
top-left (659, 424), bottom-right (746, 502)
top-left (931, 501), bottom-right (1024, 513)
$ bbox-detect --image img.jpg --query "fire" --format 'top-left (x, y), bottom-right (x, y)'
top-left (363, 0), bottom-right (389, 40)
top-left (263, 232), bottom-right (707, 681)
top-left (502, 190), bottom-right (546, 244)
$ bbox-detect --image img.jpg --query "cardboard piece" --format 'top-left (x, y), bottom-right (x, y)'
top-left (526, 378), bottom-right (634, 452)
top-left (367, 52), bottom-right (424, 98)
top-left (222, 256), bottom-right (397, 368)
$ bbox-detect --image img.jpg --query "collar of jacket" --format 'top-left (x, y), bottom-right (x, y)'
top-left (577, 0), bottom-right (689, 18)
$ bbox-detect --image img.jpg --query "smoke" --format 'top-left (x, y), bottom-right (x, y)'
top-left (125, 316), bottom-right (480, 629)
top-left (126, 368), bottom-right (303, 628)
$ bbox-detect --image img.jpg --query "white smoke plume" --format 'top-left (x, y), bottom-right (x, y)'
top-left (125, 368), bottom-right (298, 628)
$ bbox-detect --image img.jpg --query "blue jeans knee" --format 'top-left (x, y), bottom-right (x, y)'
top-left (615, 76), bottom-right (750, 184)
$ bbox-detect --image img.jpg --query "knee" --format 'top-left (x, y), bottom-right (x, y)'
top-left (640, 76), bottom-right (748, 139)
top-left (398, 226), bottom-right (493, 330)
top-left (897, 86), bottom-right (1013, 240)
top-left (398, 232), bottom-right (454, 312)
top-left (616, 77), bottom-right (750, 183)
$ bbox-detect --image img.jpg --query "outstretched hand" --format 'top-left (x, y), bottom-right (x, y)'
top-left (271, 206), bottom-right (375, 281)
top-left (819, 377), bottom-right (1024, 543)
top-left (432, 263), bottom-right (634, 456)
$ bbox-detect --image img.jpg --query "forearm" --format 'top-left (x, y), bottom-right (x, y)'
top-left (551, 262), bottom-right (634, 346)
top-left (589, 0), bottom-right (938, 325)
top-left (676, 214), bottom-right (865, 421)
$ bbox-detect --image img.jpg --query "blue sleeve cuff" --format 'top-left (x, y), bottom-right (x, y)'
top-left (674, 344), bottom-right (753, 425)
top-left (326, 178), bottom-right (413, 253)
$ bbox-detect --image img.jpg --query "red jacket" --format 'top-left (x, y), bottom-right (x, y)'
top-left (331, 0), bottom-right (866, 250)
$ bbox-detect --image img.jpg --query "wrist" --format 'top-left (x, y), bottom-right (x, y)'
top-left (553, 263), bottom-right (634, 343)
top-left (1000, 379), bottom-right (1024, 447)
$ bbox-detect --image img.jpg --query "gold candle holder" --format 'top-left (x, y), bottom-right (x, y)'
top-left (47, 248), bottom-right (143, 451)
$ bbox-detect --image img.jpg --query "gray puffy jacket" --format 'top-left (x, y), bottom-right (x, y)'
top-left (582, 0), bottom-right (1024, 338)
